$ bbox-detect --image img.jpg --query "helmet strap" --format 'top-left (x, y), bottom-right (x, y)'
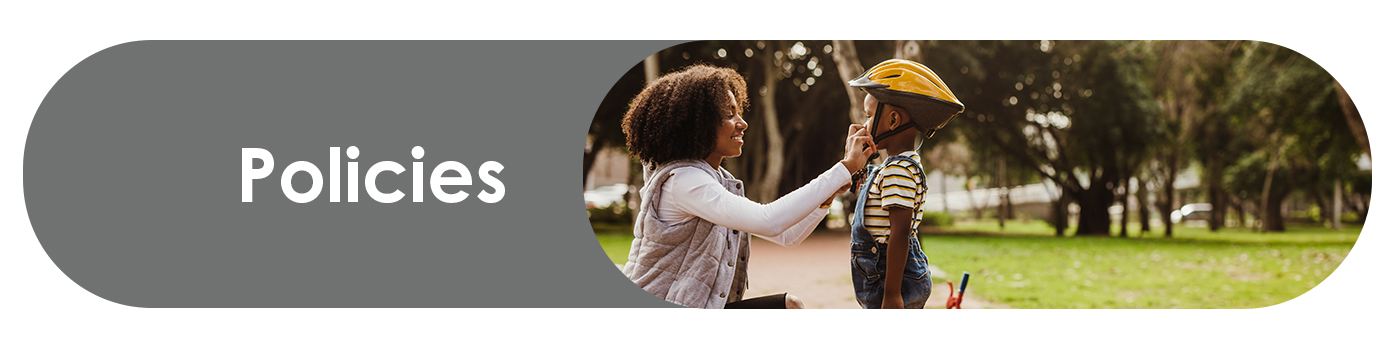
top-left (871, 102), bottom-right (916, 145)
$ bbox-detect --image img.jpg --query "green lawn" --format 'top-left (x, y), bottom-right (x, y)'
top-left (592, 220), bottom-right (1359, 308)
top-left (928, 218), bottom-right (1073, 236)
top-left (593, 223), bottom-right (634, 265)
top-left (923, 220), bottom-right (1358, 308)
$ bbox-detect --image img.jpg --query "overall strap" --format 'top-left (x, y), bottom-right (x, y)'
top-left (883, 154), bottom-right (923, 180)
top-left (884, 154), bottom-right (918, 168)
top-left (856, 154), bottom-right (918, 220)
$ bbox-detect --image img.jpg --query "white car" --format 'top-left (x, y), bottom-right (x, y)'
top-left (1170, 203), bottom-right (1212, 224)
top-left (584, 183), bottom-right (630, 208)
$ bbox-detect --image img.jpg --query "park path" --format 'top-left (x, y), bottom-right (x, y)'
top-left (744, 229), bottom-right (1009, 309)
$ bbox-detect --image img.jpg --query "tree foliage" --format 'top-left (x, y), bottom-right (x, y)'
top-left (586, 40), bottom-right (1371, 235)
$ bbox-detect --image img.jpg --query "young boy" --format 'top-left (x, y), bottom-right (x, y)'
top-left (845, 59), bottom-right (964, 309)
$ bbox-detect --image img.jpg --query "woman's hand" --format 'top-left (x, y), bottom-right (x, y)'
top-left (819, 191), bottom-right (846, 209)
top-left (841, 124), bottom-right (876, 175)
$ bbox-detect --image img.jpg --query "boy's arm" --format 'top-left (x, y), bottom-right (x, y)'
top-left (881, 206), bottom-right (913, 309)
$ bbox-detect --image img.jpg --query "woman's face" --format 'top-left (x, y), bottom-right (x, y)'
top-left (710, 90), bottom-right (747, 159)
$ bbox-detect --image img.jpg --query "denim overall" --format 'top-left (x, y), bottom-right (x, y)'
top-left (850, 155), bottom-right (933, 309)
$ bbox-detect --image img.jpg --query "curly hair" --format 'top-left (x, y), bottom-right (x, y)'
top-left (622, 64), bottom-right (749, 166)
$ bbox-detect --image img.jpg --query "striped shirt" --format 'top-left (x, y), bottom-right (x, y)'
top-left (862, 151), bottom-right (925, 243)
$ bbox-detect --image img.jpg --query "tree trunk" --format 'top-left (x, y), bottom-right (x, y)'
top-left (1117, 178), bottom-right (1130, 237)
top-left (967, 179), bottom-right (985, 220)
top-left (1075, 178), bottom-right (1114, 236)
top-left (1206, 182), bottom-right (1221, 231)
top-left (1259, 140), bottom-right (1285, 233)
top-left (1043, 181), bottom-right (1066, 237)
top-left (1354, 194), bottom-right (1369, 221)
top-left (1262, 185), bottom-right (1288, 232)
top-left (1055, 189), bottom-right (1068, 237)
top-left (583, 133), bottom-right (606, 190)
top-left (1257, 188), bottom-right (1270, 232)
top-left (940, 171), bottom-right (949, 214)
top-left (1207, 156), bottom-right (1224, 231)
top-left (1334, 80), bottom-right (1369, 157)
top-left (1232, 195), bottom-right (1244, 228)
top-left (1161, 169), bottom-right (1177, 238)
top-left (754, 45), bottom-right (785, 203)
top-left (644, 52), bottom-right (659, 82)
top-left (1333, 179), bottom-right (1344, 229)
top-left (829, 41), bottom-right (866, 224)
top-left (1260, 199), bottom-right (1271, 229)
top-left (998, 156), bottom-right (1007, 229)
top-left (1137, 177), bottom-right (1151, 234)
top-left (831, 40), bottom-right (868, 124)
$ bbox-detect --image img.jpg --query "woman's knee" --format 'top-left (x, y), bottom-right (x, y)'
top-left (785, 293), bottom-right (805, 309)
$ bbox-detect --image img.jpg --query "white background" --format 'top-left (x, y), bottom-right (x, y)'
top-left (2, 1), bottom-right (1394, 350)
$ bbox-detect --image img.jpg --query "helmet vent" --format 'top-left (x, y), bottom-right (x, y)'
top-left (881, 74), bottom-right (901, 79)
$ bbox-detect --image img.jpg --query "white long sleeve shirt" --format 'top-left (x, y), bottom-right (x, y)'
top-left (656, 163), bottom-right (851, 247)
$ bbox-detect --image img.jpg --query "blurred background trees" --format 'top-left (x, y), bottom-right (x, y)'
top-left (585, 40), bottom-right (1370, 236)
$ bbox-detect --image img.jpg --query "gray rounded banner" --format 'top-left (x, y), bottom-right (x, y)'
top-left (25, 41), bottom-right (680, 307)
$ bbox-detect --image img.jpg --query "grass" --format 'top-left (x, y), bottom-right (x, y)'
top-left (592, 219), bottom-right (1359, 308)
top-left (927, 218), bottom-right (1074, 236)
top-left (922, 220), bottom-right (1358, 308)
top-left (593, 223), bottom-right (633, 265)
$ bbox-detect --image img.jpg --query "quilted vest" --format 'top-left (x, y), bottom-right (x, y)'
top-left (621, 159), bottom-right (750, 309)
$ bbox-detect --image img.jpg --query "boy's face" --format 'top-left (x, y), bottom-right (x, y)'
top-left (862, 94), bottom-right (899, 150)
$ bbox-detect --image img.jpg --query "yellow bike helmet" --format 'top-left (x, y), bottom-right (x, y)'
top-left (848, 59), bottom-right (964, 142)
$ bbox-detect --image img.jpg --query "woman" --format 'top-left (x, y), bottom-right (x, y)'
top-left (619, 64), bottom-right (874, 309)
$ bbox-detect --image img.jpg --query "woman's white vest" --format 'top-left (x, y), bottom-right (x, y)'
top-left (622, 160), bottom-right (750, 309)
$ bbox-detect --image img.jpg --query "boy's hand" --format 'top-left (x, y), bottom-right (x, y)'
top-left (841, 124), bottom-right (876, 175)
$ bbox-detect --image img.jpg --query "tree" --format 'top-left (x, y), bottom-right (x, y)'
top-left (831, 40), bottom-right (868, 125)
top-left (1333, 81), bottom-right (1369, 157)
top-left (1217, 41), bottom-right (1357, 232)
top-left (633, 41), bottom-right (853, 204)
top-left (584, 61), bottom-right (645, 189)
top-left (926, 40), bottom-right (1159, 236)
top-left (1137, 40), bottom-right (1236, 237)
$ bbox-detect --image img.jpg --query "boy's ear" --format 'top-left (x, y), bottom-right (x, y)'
top-left (889, 110), bottom-right (901, 128)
